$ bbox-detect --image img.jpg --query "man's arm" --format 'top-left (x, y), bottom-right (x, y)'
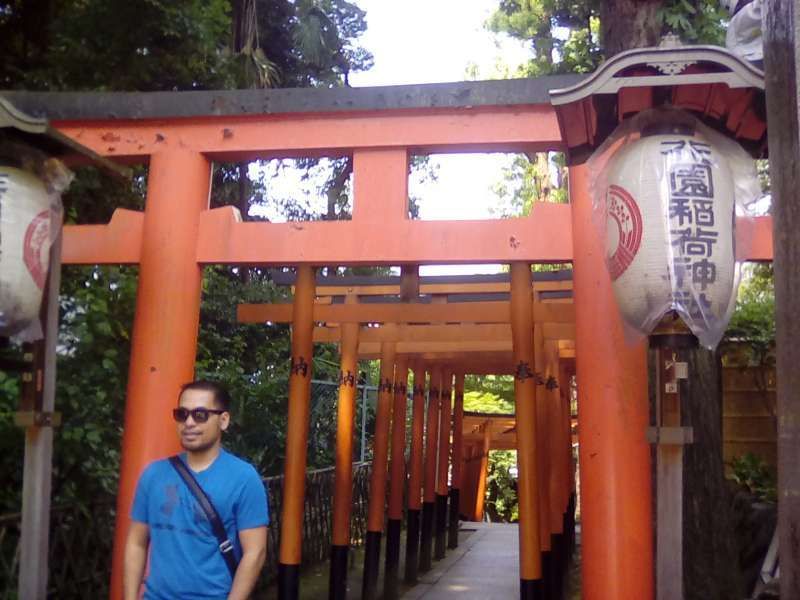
top-left (227, 526), bottom-right (267, 600)
top-left (123, 521), bottom-right (150, 600)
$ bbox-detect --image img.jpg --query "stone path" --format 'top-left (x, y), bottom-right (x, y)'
top-left (401, 522), bottom-right (520, 599)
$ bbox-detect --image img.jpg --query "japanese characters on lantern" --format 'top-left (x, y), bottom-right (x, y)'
top-left (591, 109), bottom-right (761, 348)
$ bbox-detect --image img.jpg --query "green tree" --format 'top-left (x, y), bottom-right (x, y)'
top-left (724, 264), bottom-right (776, 368)
top-left (488, 0), bottom-right (726, 79)
top-left (464, 374), bottom-right (515, 413)
top-left (0, 0), bottom-right (373, 516)
top-left (485, 450), bottom-right (519, 522)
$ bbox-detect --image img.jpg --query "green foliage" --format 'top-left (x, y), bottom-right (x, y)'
top-left (0, 0), bottom-right (374, 517)
top-left (485, 450), bottom-right (519, 522)
top-left (724, 264), bottom-right (775, 367)
top-left (464, 375), bottom-right (515, 413)
top-left (730, 453), bottom-right (776, 503)
top-left (0, 370), bottom-right (22, 513)
top-left (0, 0), bottom-right (233, 91)
top-left (490, 153), bottom-right (568, 218)
top-left (488, 0), bottom-right (726, 79)
top-left (488, 0), bottom-right (601, 77)
top-left (0, 0), bottom-right (372, 92)
top-left (657, 1), bottom-right (727, 46)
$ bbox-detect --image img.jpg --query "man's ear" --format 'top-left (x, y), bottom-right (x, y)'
top-left (220, 411), bottom-right (231, 432)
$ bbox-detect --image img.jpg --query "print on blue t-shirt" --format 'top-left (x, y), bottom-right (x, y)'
top-left (131, 449), bottom-right (269, 600)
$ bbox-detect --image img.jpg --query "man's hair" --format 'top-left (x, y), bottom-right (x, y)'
top-left (178, 380), bottom-right (232, 412)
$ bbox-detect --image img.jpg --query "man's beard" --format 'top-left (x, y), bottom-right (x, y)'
top-left (180, 434), bottom-right (218, 453)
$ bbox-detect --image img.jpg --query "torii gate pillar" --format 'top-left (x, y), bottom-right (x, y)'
top-left (110, 149), bottom-right (211, 598)
top-left (570, 165), bottom-right (653, 599)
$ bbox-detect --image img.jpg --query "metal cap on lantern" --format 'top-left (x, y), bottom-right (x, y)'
top-left (549, 37), bottom-right (767, 347)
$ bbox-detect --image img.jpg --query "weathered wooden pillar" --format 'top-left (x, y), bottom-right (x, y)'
top-left (764, 2), bottom-right (800, 597)
top-left (448, 371), bottom-right (465, 549)
top-left (419, 366), bottom-right (441, 572)
top-left (384, 355), bottom-right (409, 600)
top-left (110, 150), bottom-right (210, 598)
top-left (404, 362), bottom-right (427, 584)
top-left (570, 164), bottom-right (653, 600)
top-left (328, 295), bottom-right (360, 600)
top-left (510, 262), bottom-right (544, 599)
top-left (278, 264), bottom-right (317, 600)
top-left (361, 340), bottom-right (396, 600)
top-left (18, 233), bottom-right (60, 600)
top-left (434, 369), bottom-right (453, 560)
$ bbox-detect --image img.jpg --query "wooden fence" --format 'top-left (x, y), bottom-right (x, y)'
top-left (722, 366), bottom-right (777, 470)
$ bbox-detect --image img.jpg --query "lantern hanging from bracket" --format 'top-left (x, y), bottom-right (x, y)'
top-left (589, 108), bottom-right (762, 348)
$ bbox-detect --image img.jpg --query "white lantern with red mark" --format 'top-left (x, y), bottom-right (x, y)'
top-left (600, 122), bottom-right (751, 348)
top-left (0, 165), bottom-right (54, 337)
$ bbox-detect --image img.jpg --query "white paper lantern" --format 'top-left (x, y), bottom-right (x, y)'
top-left (604, 131), bottom-right (737, 347)
top-left (0, 166), bottom-right (53, 336)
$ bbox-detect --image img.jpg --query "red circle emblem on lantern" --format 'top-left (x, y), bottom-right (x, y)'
top-left (23, 210), bottom-right (49, 290)
top-left (606, 184), bottom-right (643, 281)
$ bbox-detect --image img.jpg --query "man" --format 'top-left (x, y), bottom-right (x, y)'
top-left (124, 380), bottom-right (269, 600)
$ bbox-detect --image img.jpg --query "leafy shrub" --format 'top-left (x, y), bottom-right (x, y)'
top-left (730, 453), bottom-right (776, 502)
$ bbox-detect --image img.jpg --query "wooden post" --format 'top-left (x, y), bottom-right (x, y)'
top-left (328, 295), bottom-right (359, 600)
top-left (434, 368), bottom-right (453, 560)
top-left (510, 262), bottom-right (544, 599)
top-left (764, 2), bottom-right (800, 597)
top-left (533, 325), bottom-right (554, 597)
top-left (650, 343), bottom-right (686, 600)
top-left (558, 358), bottom-right (577, 562)
top-left (419, 366), bottom-right (441, 572)
top-left (384, 355), bottom-right (409, 600)
top-left (474, 421), bottom-right (492, 522)
top-left (278, 265), bottom-right (317, 600)
top-left (544, 339), bottom-right (566, 598)
top-left (404, 362), bottom-right (426, 584)
top-left (17, 232), bottom-right (61, 600)
top-left (570, 164), bottom-right (653, 600)
top-left (361, 340), bottom-right (396, 600)
top-left (110, 150), bottom-right (211, 598)
top-left (459, 446), bottom-right (473, 519)
top-left (448, 371), bottom-right (465, 549)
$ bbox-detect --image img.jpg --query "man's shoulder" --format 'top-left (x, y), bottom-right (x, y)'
top-left (219, 449), bottom-right (260, 478)
top-left (139, 456), bottom-right (177, 481)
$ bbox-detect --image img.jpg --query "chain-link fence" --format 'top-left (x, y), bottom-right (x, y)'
top-left (308, 380), bottom-right (379, 466)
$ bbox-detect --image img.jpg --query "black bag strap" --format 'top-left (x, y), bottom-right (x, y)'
top-left (168, 455), bottom-right (239, 578)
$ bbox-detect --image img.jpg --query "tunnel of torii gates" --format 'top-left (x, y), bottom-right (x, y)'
top-left (7, 43), bottom-right (775, 600)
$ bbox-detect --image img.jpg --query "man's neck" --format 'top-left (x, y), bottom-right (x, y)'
top-left (186, 443), bottom-right (222, 472)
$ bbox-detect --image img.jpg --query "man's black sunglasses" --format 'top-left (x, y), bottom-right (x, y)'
top-left (173, 407), bottom-right (226, 423)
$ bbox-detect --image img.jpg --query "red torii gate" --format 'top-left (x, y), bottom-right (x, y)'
top-left (5, 52), bottom-right (774, 600)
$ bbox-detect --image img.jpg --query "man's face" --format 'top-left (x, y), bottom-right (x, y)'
top-left (176, 388), bottom-right (230, 453)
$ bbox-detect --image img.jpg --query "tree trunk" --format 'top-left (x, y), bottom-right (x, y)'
top-left (763, 1), bottom-right (800, 597)
top-left (600, 0), bottom-right (663, 55)
top-left (682, 348), bottom-right (743, 600)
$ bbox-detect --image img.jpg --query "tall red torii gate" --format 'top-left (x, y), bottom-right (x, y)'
top-left (5, 59), bottom-right (774, 600)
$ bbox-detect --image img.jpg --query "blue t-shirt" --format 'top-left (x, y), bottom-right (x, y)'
top-left (131, 449), bottom-right (269, 599)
